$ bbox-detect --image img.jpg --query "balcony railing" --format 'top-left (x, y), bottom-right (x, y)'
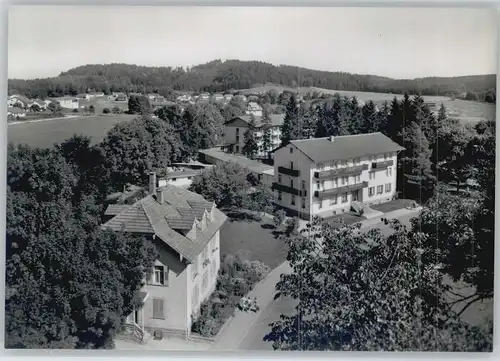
top-left (371, 159), bottom-right (394, 170)
top-left (314, 181), bottom-right (368, 198)
top-left (272, 182), bottom-right (300, 196)
top-left (314, 164), bottom-right (368, 179)
top-left (278, 166), bottom-right (300, 177)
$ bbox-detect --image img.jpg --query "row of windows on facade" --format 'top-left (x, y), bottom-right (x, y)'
top-left (278, 183), bottom-right (392, 208)
top-left (277, 167), bottom-right (393, 190)
top-left (150, 257), bottom-right (218, 320)
top-left (313, 153), bottom-right (393, 170)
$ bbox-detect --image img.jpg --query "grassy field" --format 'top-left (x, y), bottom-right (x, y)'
top-left (8, 114), bottom-right (136, 148)
top-left (240, 84), bottom-right (495, 123)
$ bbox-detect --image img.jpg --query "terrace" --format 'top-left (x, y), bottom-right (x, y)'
top-left (314, 164), bottom-right (368, 179)
top-left (314, 181), bottom-right (368, 198)
top-left (278, 166), bottom-right (300, 177)
top-left (371, 159), bottom-right (394, 170)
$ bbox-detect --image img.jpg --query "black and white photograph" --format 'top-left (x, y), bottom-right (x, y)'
top-left (4, 5), bottom-right (496, 352)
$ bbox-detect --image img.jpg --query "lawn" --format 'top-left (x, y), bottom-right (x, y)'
top-left (219, 212), bottom-right (288, 269)
top-left (8, 114), bottom-right (136, 148)
top-left (369, 198), bottom-right (415, 214)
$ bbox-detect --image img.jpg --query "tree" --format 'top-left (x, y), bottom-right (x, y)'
top-left (189, 162), bottom-right (250, 209)
top-left (346, 96), bottom-right (363, 134)
top-left (264, 218), bottom-right (492, 351)
top-left (387, 97), bottom-right (402, 143)
top-left (111, 106), bottom-right (122, 114)
top-left (100, 116), bottom-right (181, 190)
top-left (6, 144), bottom-right (157, 348)
top-left (377, 101), bottom-right (390, 135)
top-left (360, 100), bottom-right (378, 133)
top-left (102, 108), bottom-right (110, 114)
top-left (260, 111), bottom-right (273, 156)
top-left (47, 101), bottom-right (62, 113)
top-left (280, 94), bottom-right (305, 145)
top-left (128, 95), bottom-right (151, 115)
top-left (89, 105), bottom-right (95, 113)
top-left (242, 116), bottom-right (259, 159)
top-left (401, 121), bottom-right (436, 203)
top-left (242, 184), bottom-right (274, 218)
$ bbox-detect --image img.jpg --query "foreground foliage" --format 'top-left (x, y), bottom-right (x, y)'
top-left (264, 218), bottom-right (492, 351)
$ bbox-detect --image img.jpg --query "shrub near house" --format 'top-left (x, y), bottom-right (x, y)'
top-left (191, 254), bottom-right (270, 337)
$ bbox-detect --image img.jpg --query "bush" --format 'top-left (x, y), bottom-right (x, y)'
top-left (191, 254), bottom-right (270, 337)
top-left (273, 209), bottom-right (286, 228)
top-left (112, 106), bottom-right (122, 114)
top-left (72, 108), bottom-right (79, 113)
top-left (102, 107), bottom-right (111, 114)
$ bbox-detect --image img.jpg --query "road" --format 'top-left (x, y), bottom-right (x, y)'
top-left (238, 213), bottom-right (415, 351)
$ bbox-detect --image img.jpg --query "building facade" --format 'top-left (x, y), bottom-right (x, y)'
top-left (272, 133), bottom-right (404, 221)
top-left (102, 173), bottom-right (227, 340)
top-left (223, 114), bottom-right (284, 158)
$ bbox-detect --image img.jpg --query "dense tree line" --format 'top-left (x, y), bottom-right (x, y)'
top-left (8, 60), bottom-right (496, 100)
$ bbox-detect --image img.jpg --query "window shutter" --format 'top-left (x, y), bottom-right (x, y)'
top-left (153, 298), bottom-right (165, 319)
top-left (163, 267), bottom-right (169, 286)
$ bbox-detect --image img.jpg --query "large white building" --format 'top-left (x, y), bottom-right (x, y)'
top-left (223, 114), bottom-right (284, 158)
top-left (271, 133), bottom-right (405, 221)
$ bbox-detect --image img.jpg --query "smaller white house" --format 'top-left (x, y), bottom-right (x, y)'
top-left (56, 97), bottom-right (79, 110)
top-left (76, 94), bottom-right (90, 100)
top-left (7, 95), bottom-right (32, 108)
top-left (245, 102), bottom-right (263, 117)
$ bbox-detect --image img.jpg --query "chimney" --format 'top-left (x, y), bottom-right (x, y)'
top-left (329, 136), bottom-right (335, 142)
top-left (156, 188), bottom-right (164, 204)
top-left (149, 172), bottom-right (156, 194)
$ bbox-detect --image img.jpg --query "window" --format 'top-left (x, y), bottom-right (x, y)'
top-left (153, 298), bottom-right (165, 319)
top-left (330, 196), bottom-right (337, 205)
top-left (355, 175), bottom-right (360, 183)
top-left (342, 193), bottom-right (348, 203)
top-left (316, 181), bottom-right (320, 190)
top-left (171, 178), bottom-right (177, 182)
top-left (385, 183), bottom-right (392, 192)
top-left (377, 185), bottom-right (383, 194)
top-left (236, 128), bottom-right (240, 134)
top-left (333, 178), bottom-right (338, 187)
top-left (301, 180), bottom-right (306, 189)
top-left (290, 161), bottom-right (294, 169)
top-left (369, 187), bottom-right (375, 196)
top-left (369, 172), bottom-right (375, 180)
top-left (290, 179), bottom-right (294, 188)
top-left (342, 177), bottom-right (348, 185)
top-left (153, 265), bottom-right (168, 286)
top-left (384, 153), bottom-right (388, 160)
top-left (386, 167), bottom-right (393, 177)
top-left (278, 175), bottom-right (282, 183)
top-left (301, 197), bottom-right (306, 209)
top-left (236, 135), bottom-right (240, 142)
top-left (289, 147), bottom-right (293, 154)
top-left (202, 272), bottom-right (208, 290)
top-left (291, 196), bottom-right (296, 206)
top-left (318, 200), bottom-right (323, 209)
top-left (278, 191), bottom-right (282, 201)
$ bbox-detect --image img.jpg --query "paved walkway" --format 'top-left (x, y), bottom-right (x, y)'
top-left (211, 206), bottom-right (423, 350)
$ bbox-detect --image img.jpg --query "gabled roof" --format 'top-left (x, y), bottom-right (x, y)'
top-left (276, 133), bottom-right (405, 163)
top-left (225, 114), bottom-right (284, 128)
top-left (102, 185), bottom-right (227, 262)
top-left (9, 95), bottom-right (32, 104)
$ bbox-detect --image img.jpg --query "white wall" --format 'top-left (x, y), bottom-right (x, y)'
top-left (166, 177), bottom-right (193, 188)
top-left (273, 144), bottom-right (313, 219)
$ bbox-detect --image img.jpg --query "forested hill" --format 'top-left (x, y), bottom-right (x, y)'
top-left (8, 59), bottom-right (496, 100)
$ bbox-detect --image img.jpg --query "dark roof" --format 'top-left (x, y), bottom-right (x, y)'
top-left (8, 107), bottom-right (25, 114)
top-left (284, 133), bottom-right (405, 163)
top-left (102, 185), bottom-right (227, 262)
top-left (226, 114), bottom-right (284, 128)
top-left (10, 95), bottom-right (32, 104)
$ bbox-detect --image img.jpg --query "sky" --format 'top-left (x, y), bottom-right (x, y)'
top-left (7, 6), bottom-right (498, 80)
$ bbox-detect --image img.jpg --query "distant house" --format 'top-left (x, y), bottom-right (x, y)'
top-left (28, 99), bottom-right (47, 110)
top-left (102, 173), bottom-right (227, 341)
top-left (76, 93), bottom-right (90, 100)
top-left (7, 95), bottom-right (32, 108)
top-left (245, 102), bottom-right (263, 117)
top-left (115, 93), bottom-right (127, 102)
top-left (223, 94), bottom-right (233, 102)
top-left (158, 166), bottom-right (206, 189)
top-left (88, 92), bottom-right (105, 98)
top-left (56, 97), bottom-right (79, 110)
top-left (212, 94), bottom-right (224, 102)
top-left (8, 107), bottom-right (27, 118)
top-left (199, 93), bottom-right (210, 101)
top-left (176, 94), bottom-right (192, 102)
